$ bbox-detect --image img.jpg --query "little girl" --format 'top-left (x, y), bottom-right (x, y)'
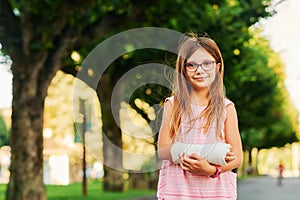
top-left (157, 33), bottom-right (243, 199)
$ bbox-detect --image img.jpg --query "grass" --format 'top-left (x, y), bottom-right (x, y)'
top-left (0, 184), bottom-right (5, 200)
top-left (0, 180), bottom-right (156, 200)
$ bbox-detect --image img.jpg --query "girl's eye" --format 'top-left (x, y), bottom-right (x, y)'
top-left (186, 63), bottom-right (195, 67)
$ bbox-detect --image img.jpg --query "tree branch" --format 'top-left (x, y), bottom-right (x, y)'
top-left (0, 0), bottom-right (21, 57)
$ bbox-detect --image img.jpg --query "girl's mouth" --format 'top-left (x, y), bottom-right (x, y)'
top-left (193, 76), bottom-right (208, 81)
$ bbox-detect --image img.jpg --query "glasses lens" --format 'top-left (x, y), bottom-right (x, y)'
top-left (185, 63), bottom-right (197, 71)
top-left (202, 61), bottom-right (214, 70)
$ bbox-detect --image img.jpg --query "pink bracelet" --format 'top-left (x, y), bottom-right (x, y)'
top-left (211, 165), bottom-right (221, 178)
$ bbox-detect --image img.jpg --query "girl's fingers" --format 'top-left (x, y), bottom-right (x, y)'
top-left (180, 154), bottom-right (192, 170)
top-left (225, 151), bottom-right (236, 161)
top-left (180, 153), bottom-right (185, 163)
top-left (180, 161), bottom-right (187, 170)
top-left (225, 154), bottom-right (236, 161)
top-left (180, 159), bottom-right (189, 170)
top-left (226, 152), bottom-right (235, 156)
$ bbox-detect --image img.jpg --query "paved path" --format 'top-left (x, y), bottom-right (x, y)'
top-left (237, 176), bottom-right (300, 200)
top-left (128, 176), bottom-right (300, 200)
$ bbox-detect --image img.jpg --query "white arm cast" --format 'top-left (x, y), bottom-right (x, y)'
top-left (170, 142), bottom-right (231, 166)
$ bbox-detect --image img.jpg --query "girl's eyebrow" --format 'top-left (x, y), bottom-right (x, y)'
top-left (187, 59), bottom-right (214, 63)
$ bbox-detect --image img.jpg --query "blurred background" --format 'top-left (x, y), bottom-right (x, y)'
top-left (0, 0), bottom-right (300, 199)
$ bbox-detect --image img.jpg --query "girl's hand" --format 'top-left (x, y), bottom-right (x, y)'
top-left (179, 153), bottom-right (215, 176)
top-left (225, 151), bottom-right (236, 163)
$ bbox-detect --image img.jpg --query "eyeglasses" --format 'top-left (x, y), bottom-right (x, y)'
top-left (185, 61), bottom-right (216, 72)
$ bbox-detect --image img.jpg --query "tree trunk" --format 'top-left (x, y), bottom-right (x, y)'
top-left (128, 173), bottom-right (148, 190)
top-left (102, 127), bottom-right (124, 191)
top-left (7, 63), bottom-right (48, 199)
top-left (242, 150), bottom-right (249, 176)
top-left (246, 148), bottom-right (259, 175)
top-left (247, 149), bottom-right (253, 175)
top-left (98, 74), bottom-right (124, 191)
top-left (251, 148), bottom-right (258, 175)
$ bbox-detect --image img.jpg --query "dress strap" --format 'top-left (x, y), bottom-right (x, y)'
top-left (165, 96), bottom-right (175, 105)
top-left (224, 98), bottom-right (234, 107)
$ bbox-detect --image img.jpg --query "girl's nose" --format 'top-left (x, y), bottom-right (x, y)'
top-left (196, 66), bottom-right (204, 73)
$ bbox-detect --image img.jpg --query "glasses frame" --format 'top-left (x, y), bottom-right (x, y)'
top-left (185, 60), bottom-right (216, 72)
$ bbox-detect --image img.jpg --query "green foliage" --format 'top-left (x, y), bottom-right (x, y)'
top-left (0, 115), bottom-right (9, 147)
top-left (92, 0), bottom-right (298, 150)
top-left (61, 0), bottom-right (297, 150)
top-left (231, 29), bottom-right (298, 150)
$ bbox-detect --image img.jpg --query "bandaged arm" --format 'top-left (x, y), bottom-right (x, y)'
top-left (170, 142), bottom-right (231, 166)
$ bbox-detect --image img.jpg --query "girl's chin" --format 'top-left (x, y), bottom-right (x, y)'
top-left (192, 80), bottom-right (211, 87)
top-left (191, 84), bottom-right (210, 90)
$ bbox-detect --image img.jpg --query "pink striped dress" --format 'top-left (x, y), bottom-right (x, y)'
top-left (157, 96), bottom-right (237, 200)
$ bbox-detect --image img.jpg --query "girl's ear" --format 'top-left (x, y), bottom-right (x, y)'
top-left (216, 63), bottom-right (222, 72)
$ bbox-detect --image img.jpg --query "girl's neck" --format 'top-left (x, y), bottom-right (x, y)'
top-left (190, 89), bottom-right (209, 106)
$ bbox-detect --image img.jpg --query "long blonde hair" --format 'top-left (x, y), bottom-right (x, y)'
top-left (170, 33), bottom-right (225, 140)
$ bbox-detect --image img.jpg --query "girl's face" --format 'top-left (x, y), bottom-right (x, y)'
top-left (185, 48), bottom-right (219, 90)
